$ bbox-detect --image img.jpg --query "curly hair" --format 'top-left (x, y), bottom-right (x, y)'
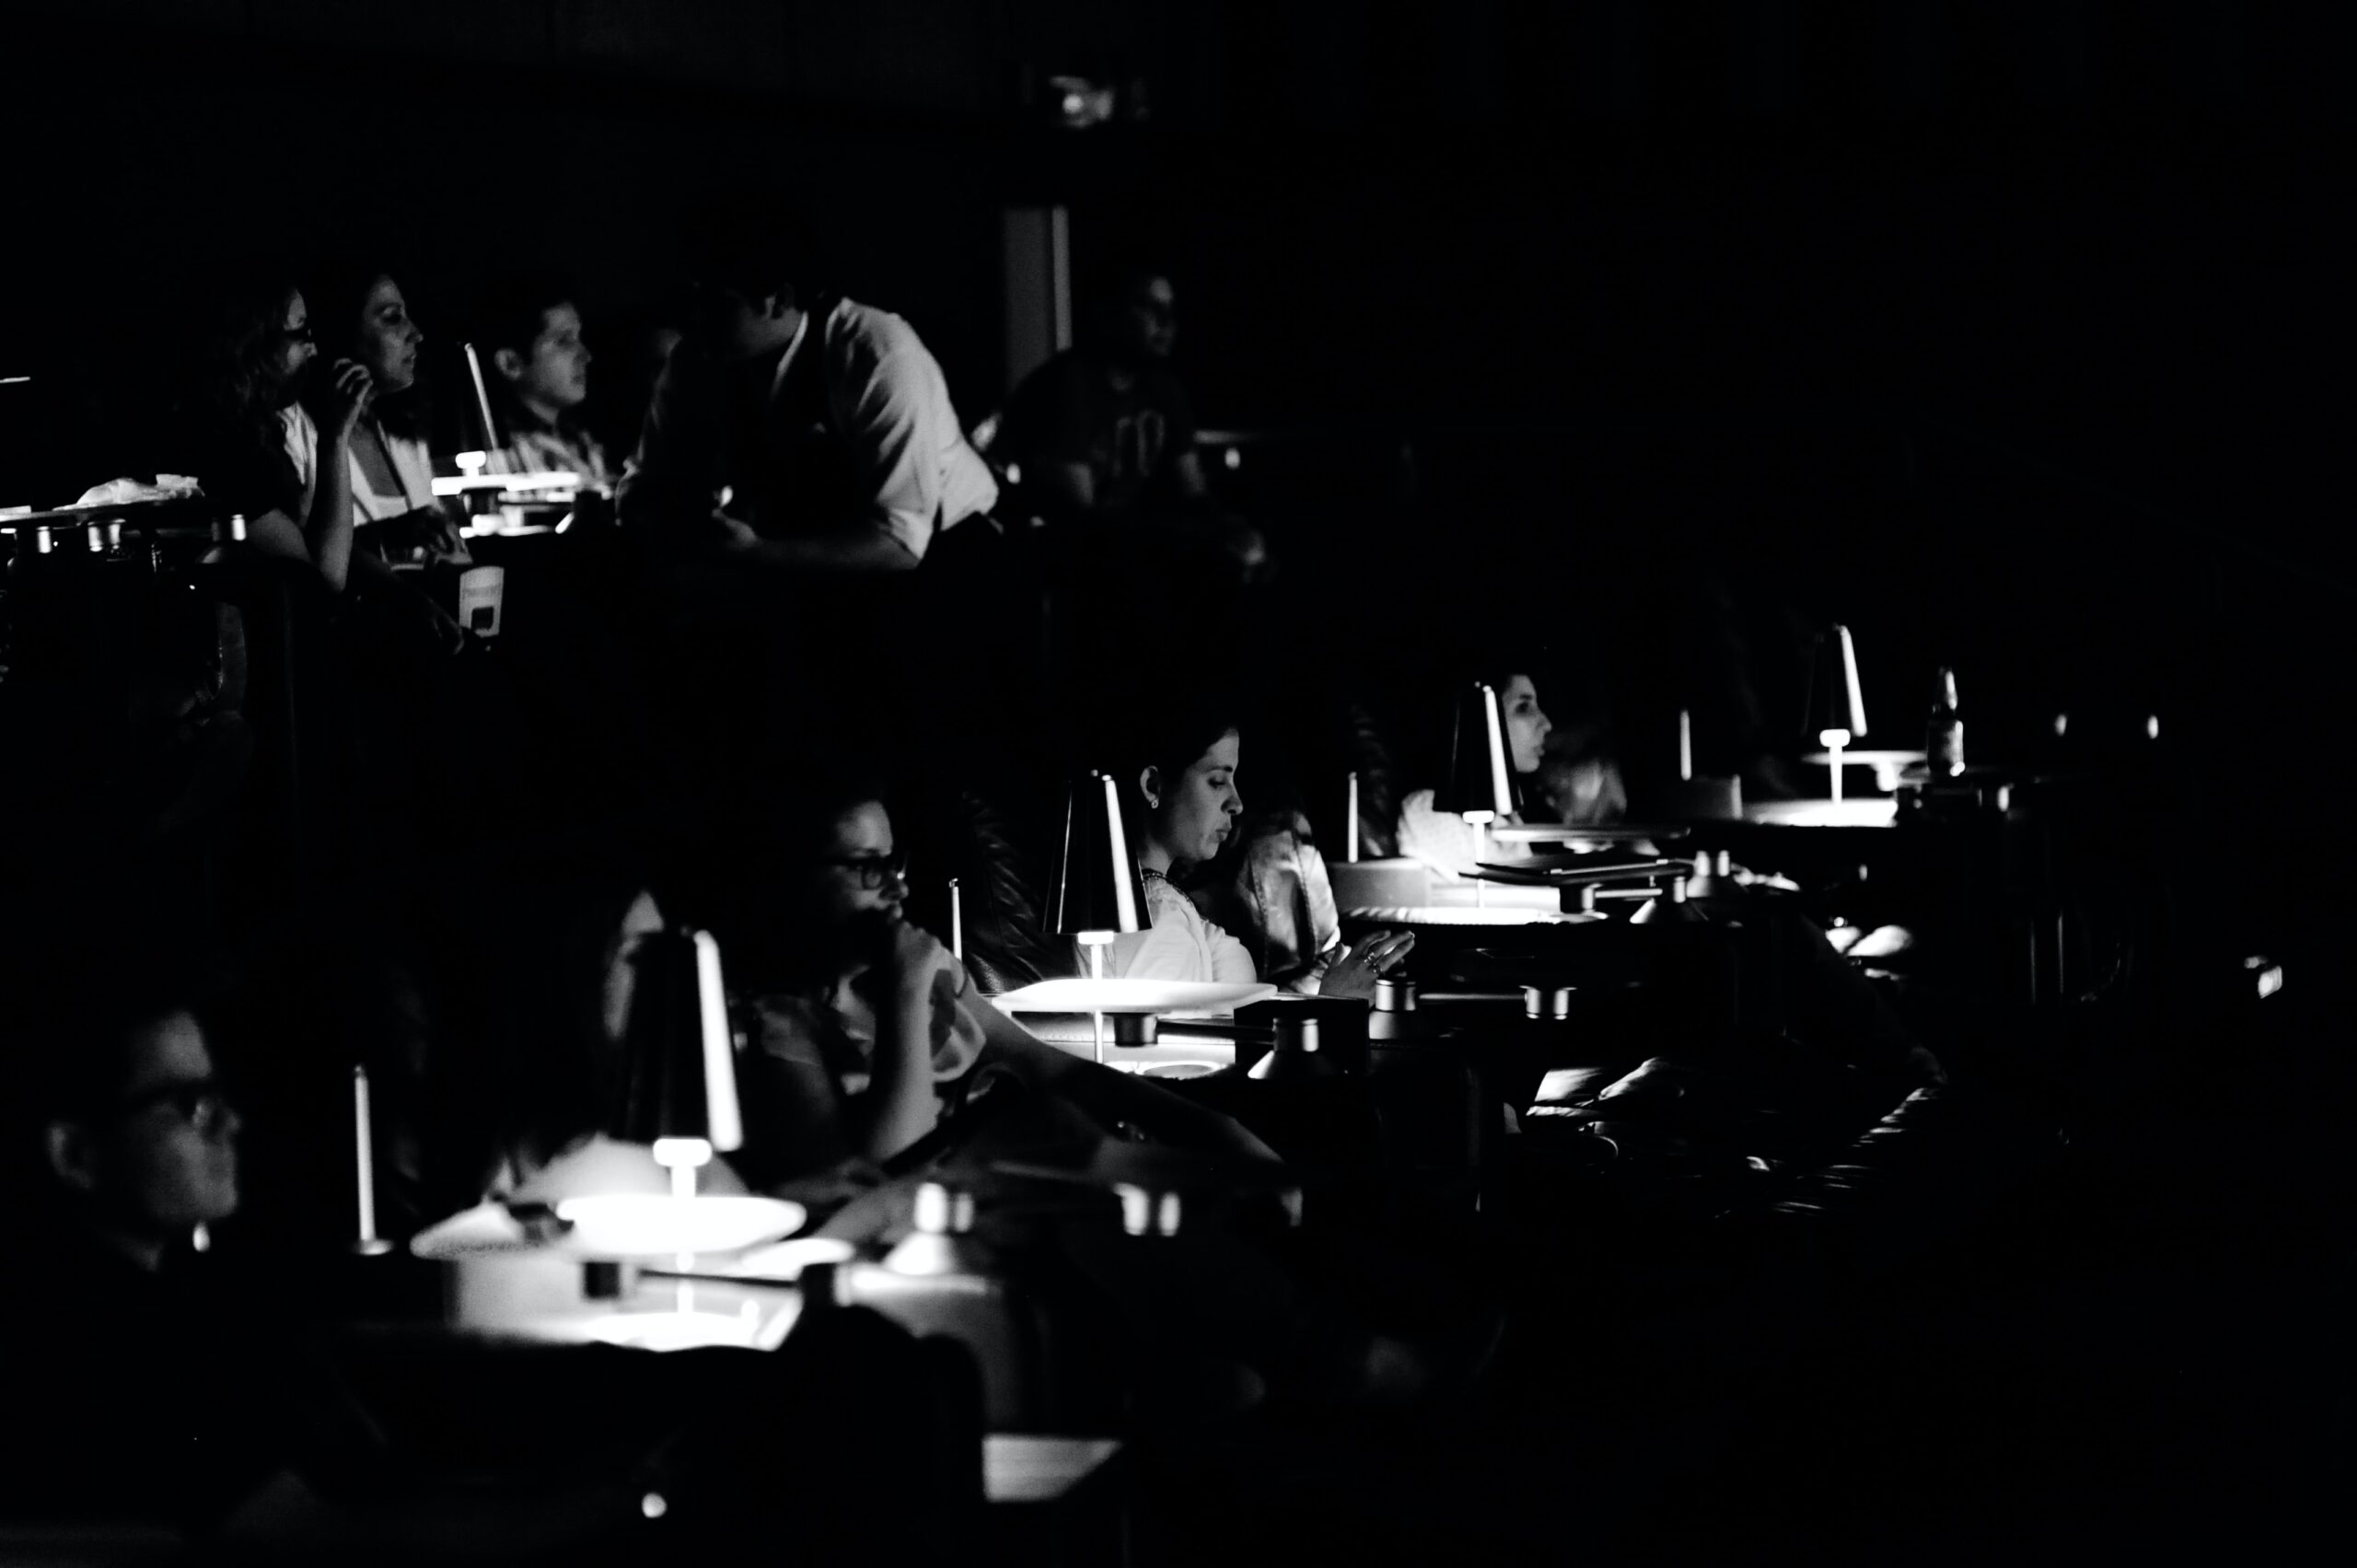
top-left (188, 276), bottom-right (306, 513)
top-left (199, 277), bottom-right (302, 427)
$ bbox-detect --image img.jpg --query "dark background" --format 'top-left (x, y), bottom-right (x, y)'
top-left (3, 0), bottom-right (2349, 943)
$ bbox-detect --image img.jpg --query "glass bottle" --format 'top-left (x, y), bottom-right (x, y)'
top-left (1925, 666), bottom-right (1964, 776)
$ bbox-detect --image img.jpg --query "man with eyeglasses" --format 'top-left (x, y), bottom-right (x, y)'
top-left (5, 978), bottom-right (659, 1547)
top-left (8, 980), bottom-right (278, 1526)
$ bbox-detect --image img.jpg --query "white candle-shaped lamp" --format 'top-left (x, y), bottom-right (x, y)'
top-left (1080, 934), bottom-right (1112, 1064)
top-left (1346, 772), bottom-right (1361, 863)
top-left (1436, 681), bottom-right (1516, 910)
top-left (352, 1065), bottom-right (391, 1254)
top-left (462, 342), bottom-right (501, 459)
top-left (1678, 709), bottom-right (1694, 783)
top-left (1805, 624), bottom-right (1868, 807)
top-left (1051, 771), bottom-right (1151, 1068)
top-left (948, 877), bottom-right (964, 960)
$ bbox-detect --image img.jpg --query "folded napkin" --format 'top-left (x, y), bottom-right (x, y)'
top-left (72, 473), bottom-right (202, 506)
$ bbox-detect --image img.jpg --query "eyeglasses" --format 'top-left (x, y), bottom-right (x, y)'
top-left (113, 1077), bottom-right (235, 1134)
top-left (821, 848), bottom-right (909, 890)
top-left (275, 323), bottom-right (316, 346)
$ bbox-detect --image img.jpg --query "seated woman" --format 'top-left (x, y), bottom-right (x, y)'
top-left (689, 774), bottom-right (1495, 1412)
top-left (178, 274), bottom-right (375, 587)
top-left (1395, 667), bottom-right (1631, 878)
top-left (691, 772), bottom-right (1283, 1190)
top-left (1105, 698), bottom-right (1413, 996)
top-left (284, 262), bottom-right (471, 618)
top-left (473, 272), bottom-right (612, 485)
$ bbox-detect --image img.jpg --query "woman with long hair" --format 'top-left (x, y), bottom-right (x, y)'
top-left (1104, 696), bottom-right (1413, 997)
top-left (284, 262), bottom-right (470, 652)
top-left (182, 274), bottom-right (375, 587)
top-left (687, 769), bottom-right (1278, 1188)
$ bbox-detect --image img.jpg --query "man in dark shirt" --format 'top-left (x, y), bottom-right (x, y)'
top-left (1000, 263), bottom-right (1265, 580)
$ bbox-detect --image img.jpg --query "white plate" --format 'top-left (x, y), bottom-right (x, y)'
top-left (554, 1194), bottom-right (807, 1258)
top-left (1345, 905), bottom-right (1596, 926)
top-left (709, 1236), bottom-right (858, 1281)
top-left (1489, 823), bottom-right (1685, 844)
top-left (410, 1201), bottom-right (545, 1260)
top-left (992, 979), bottom-right (1275, 1016)
top-left (1743, 798), bottom-right (1899, 828)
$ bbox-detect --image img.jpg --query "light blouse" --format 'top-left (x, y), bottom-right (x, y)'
top-left (280, 404), bottom-right (439, 528)
top-left (1103, 870), bottom-right (1258, 984)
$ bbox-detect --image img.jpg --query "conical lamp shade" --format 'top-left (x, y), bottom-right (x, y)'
top-left (1433, 680), bottom-right (1519, 820)
top-left (612, 928), bottom-right (742, 1152)
top-left (1804, 624), bottom-right (1869, 743)
top-left (1051, 771), bottom-right (1150, 938)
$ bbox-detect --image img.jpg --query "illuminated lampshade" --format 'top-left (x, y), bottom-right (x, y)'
top-left (1804, 624), bottom-right (1869, 746)
top-left (1433, 680), bottom-right (1519, 821)
top-left (1051, 771), bottom-right (1149, 941)
top-left (461, 342), bottom-right (502, 455)
top-left (611, 928), bottom-right (742, 1154)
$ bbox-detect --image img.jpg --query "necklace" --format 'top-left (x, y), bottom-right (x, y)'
top-left (1141, 865), bottom-right (1172, 883)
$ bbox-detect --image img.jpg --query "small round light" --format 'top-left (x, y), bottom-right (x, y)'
top-left (642, 1492), bottom-right (668, 1520)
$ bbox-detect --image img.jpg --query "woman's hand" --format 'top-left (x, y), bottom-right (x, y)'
top-left (321, 359), bottom-right (375, 441)
top-left (878, 918), bottom-right (960, 1005)
top-left (1317, 930), bottom-right (1416, 1001)
top-left (393, 505), bottom-right (471, 566)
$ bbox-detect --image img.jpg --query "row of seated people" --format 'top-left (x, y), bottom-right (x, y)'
top-left (0, 792), bottom-right (1955, 1550)
top-left (4, 212), bottom-right (1271, 902)
top-left (130, 212), bottom-right (1247, 655)
top-left (1, 609), bottom-right (2044, 1552)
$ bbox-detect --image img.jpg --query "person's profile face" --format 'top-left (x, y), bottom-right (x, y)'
top-left (1145, 729), bottom-right (1243, 865)
top-left (83, 1012), bottom-right (241, 1233)
top-left (1499, 675), bottom-right (1553, 775)
top-left (504, 302), bottom-right (591, 411)
top-left (1118, 275), bottom-right (1177, 361)
top-left (265, 289), bottom-right (318, 409)
top-left (353, 274), bottom-right (423, 392)
top-left (811, 801), bottom-right (909, 931)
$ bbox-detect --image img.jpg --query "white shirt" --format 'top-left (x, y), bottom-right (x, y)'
top-left (1104, 875), bottom-right (1258, 984)
top-left (1395, 788), bottom-right (1536, 880)
top-left (619, 296), bottom-right (997, 563)
top-left (279, 404), bottom-right (437, 528)
top-left (781, 298), bottom-right (997, 556)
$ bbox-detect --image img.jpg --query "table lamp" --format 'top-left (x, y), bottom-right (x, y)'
top-left (350, 1063), bottom-right (391, 1255)
top-left (461, 343), bottom-right (502, 466)
top-left (1805, 624), bottom-right (1869, 803)
top-left (1051, 771), bottom-right (1152, 1063)
top-left (611, 928), bottom-right (743, 1202)
top-left (1433, 680), bottom-right (1518, 907)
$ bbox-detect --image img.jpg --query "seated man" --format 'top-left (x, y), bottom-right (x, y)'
top-left (473, 272), bottom-right (611, 485)
top-left (0, 972), bottom-right (378, 1530)
top-left (995, 260), bottom-right (1264, 581)
top-left (617, 206), bottom-right (997, 575)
